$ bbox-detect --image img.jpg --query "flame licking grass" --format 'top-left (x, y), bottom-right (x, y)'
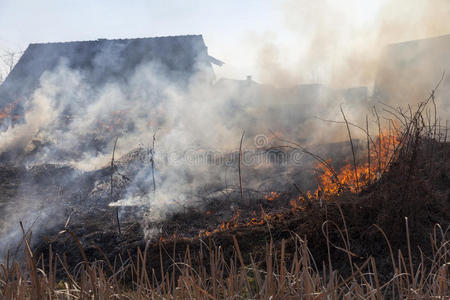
top-left (272, 131), bottom-right (402, 215)
top-left (196, 207), bottom-right (285, 238)
top-left (201, 132), bottom-right (402, 239)
top-left (221, 209), bottom-right (240, 230)
top-left (264, 191), bottom-right (280, 201)
top-left (289, 196), bottom-right (307, 212)
top-left (315, 131), bottom-right (401, 199)
top-left (0, 99), bottom-right (21, 122)
top-left (192, 132), bottom-right (402, 239)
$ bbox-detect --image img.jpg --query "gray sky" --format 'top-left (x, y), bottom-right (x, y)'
top-left (1, 0), bottom-right (449, 85)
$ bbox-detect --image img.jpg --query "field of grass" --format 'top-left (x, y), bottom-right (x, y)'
top-left (1, 93), bottom-right (449, 299)
top-left (1, 219), bottom-right (448, 299)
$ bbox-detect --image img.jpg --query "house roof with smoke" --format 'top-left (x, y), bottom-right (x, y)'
top-left (0, 35), bottom-right (222, 108)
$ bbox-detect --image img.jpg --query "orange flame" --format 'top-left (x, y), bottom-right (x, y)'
top-left (315, 131), bottom-right (401, 199)
top-left (0, 99), bottom-right (21, 122)
top-left (193, 133), bottom-right (400, 239)
top-left (264, 191), bottom-right (280, 201)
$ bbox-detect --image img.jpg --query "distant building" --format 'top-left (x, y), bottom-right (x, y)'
top-left (0, 35), bottom-right (223, 110)
top-left (374, 34), bottom-right (450, 105)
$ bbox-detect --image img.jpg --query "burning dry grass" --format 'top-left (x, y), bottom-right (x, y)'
top-left (1, 134), bottom-right (448, 299)
top-left (314, 130), bottom-right (401, 198)
top-left (0, 99), bottom-right (21, 122)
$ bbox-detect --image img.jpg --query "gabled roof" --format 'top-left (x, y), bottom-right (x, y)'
top-left (0, 35), bottom-right (220, 108)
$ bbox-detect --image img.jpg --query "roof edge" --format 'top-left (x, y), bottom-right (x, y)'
top-left (387, 33), bottom-right (450, 47)
top-left (28, 34), bottom-right (205, 46)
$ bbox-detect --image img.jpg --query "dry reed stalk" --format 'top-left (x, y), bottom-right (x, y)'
top-left (366, 115), bottom-right (371, 186)
top-left (373, 106), bottom-right (382, 177)
top-left (110, 136), bottom-right (121, 236)
top-left (238, 130), bottom-right (245, 203)
top-left (1, 226), bottom-right (448, 299)
top-left (340, 105), bottom-right (359, 193)
top-left (151, 130), bottom-right (157, 193)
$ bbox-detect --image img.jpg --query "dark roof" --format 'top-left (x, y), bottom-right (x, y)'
top-left (0, 35), bottom-right (219, 107)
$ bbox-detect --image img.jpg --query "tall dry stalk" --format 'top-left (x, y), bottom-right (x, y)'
top-left (1, 222), bottom-right (447, 299)
top-left (110, 136), bottom-right (121, 236)
top-left (238, 130), bottom-right (245, 202)
top-left (340, 105), bottom-right (359, 193)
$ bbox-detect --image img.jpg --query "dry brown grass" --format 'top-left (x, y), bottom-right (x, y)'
top-left (0, 219), bottom-right (448, 299)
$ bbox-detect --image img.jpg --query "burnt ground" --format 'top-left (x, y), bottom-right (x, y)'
top-left (0, 138), bottom-right (449, 283)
